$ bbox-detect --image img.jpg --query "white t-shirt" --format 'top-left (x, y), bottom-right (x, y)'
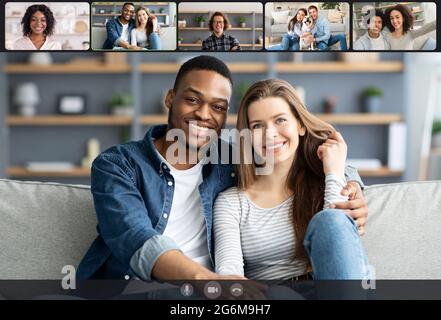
top-left (368, 33), bottom-right (385, 50)
top-left (120, 23), bottom-right (130, 42)
top-left (156, 149), bottom-right (212, 270)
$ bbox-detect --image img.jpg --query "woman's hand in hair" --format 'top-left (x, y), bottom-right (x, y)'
top-left (317, 131), bottom-right (347, 179)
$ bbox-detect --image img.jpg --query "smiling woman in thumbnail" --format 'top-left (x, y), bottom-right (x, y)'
top-left (13, 4), bottom-right (62, 50)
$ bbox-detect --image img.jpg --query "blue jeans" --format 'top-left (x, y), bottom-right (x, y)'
top-left (281, 34), bottom-right (300, 51)
top-left (304, 209), bottom-right (372, 280)
top-left (148, 32), bottom-right (161, 50)
top-left (317, 33), bottom-right (347, 51)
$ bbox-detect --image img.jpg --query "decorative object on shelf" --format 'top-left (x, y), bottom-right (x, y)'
top-left (323, 96), bottom-right (338, 114)
top-left (62, 40), bottom-right (73, 50)
top-left (257, 36), bottom-right (263, 45)
top-left (178, 37), bottom-right (183, 45)
top-left (339, 52), bottom-right (379, 63)
top-left (13, 83), bottom-right (40, 116)
top-left (82, 138), bottom-right (100, 168)
top-left (159, 8), bottom-right (165, 14)
top-left (57, 94), bottom-right (86, 115)
top-left (75, 20), bottom-right (89, 33)
top-left (98, 9), bottom-right (106, 14)
top-left (26, 161), bottom-right (74, 172)
top-left (82, 41), bottom-right (90, 50)
top-left (237, 16), bottom-right (247, 28)
top-left (195, 16), bottom-right (206, 28)
top-left (178, 20), bottom-right (187, 28)
top-left (361, 87), bottom-right (383, 113)
top-left (28, 52), bottom-right (52, 65)
top-left (432, 119), bottom-right (441, 148)
top-left (107, 92), bottom-right (133, 116)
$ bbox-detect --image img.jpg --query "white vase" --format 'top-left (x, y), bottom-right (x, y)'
top-left (19, 104), bottom-right (36, 116)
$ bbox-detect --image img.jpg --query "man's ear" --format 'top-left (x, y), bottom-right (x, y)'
top-left (164, 89), bottom-right (174, 110)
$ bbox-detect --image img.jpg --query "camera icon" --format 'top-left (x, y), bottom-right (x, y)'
top-left (204, 281), bottom-right (222, 299)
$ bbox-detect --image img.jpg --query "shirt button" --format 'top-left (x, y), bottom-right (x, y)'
top-left (162, 164), bottom-right (167, 169)
top-left (163, 213), bottom-right (168, 219)
top-left (168, 181), bottom-right (173, 186)
top-left (124, 275), bottom-right (130, 280)
top-left (231, 172), bottom-right (235, 178)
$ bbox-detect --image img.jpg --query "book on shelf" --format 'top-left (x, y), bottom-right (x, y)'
top-left (26, 162), bottom-right (75, 172)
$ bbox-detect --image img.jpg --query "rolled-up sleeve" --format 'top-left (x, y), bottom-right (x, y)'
top-left (91, 154), bottom-right (179, 280)
top-left (344, 165), bottom-right (365, 190)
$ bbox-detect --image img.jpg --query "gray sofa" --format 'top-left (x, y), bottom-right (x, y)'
top-left (0, 179), bottom-right (440, 280)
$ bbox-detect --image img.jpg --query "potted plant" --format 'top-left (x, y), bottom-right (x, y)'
top-left (237, 16), bottom-right (247, 28)
top-left (360, 87), bottom-right (383, 113)
top-left (195, 16), bottom-right (206, 28)
top-left (432, 119), bottom-right (441, 148)
top-left (107, 92), bottom-right (133, 116)
top-left (159, 8), bottom-right (165, 14)
top-left (178, 37), bottom-right (184, 45)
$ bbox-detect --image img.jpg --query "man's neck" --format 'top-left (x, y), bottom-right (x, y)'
top-left (213, 31), bottom-right (224, 38)
top-left (119, 16), bottom-right (130, 25)
top-left (368, 30), bottom-right (380, 39)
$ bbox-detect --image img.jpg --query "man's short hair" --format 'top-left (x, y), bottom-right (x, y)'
top-left (208, 12), bottom-right (230, 32)
top-left (122, 2), bottom-right (135, 10)
top-left (366, 9), bottom-right (386, 29)
top-left (308, 5), bottom-right (318, 12)
top-left (173, 55), bottom-right (233, 91)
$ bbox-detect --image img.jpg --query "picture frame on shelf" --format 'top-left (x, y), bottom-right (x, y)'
top-left (57, 94), bottom-right (87, 115)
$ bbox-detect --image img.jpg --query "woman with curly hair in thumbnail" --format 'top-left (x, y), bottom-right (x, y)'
top-left (13, 4), bottom-right (61, 50)
top-left (385, 3), bottom-right (436, 50)
top-left (213, 79), bottom-right (372, 281)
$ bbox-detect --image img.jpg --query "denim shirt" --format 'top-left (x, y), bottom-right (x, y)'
top-left (311, 16), bottom-right (331, 43)
top-left (77, 124), bottom-right (364, 280)
top-left (103, 17), bottom-right (136, 49)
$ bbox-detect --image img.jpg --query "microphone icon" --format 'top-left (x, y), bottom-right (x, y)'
top-left (181, 283), bottom-right (193, 296)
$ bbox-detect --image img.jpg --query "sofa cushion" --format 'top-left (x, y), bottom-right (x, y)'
top-left (0, 179), bottom-right (97, 279)
top-left (272, 10), bottom-right (290, 24)
top-left (363, 181), bottom-right (441, 279)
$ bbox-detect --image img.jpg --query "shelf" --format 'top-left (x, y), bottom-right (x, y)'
top-left (4, 63), bottom-right (131, 74)
top-left (179, 27), bottom-right (263, 31)
top-left (5, 165), bottom-right (402, 178)
top-left (7, 166), bottom-right (91, 178)
top-left (276, 62), bottom-right (404, 73)
top-left (7, 115), bottom-right (132, 126)
top-left (358, 167), bottom-right (403, 177)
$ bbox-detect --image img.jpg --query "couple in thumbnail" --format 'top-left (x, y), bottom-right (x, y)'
top-left (103, 2), bottom-right (162, 50)
top-left (279, 5), bottom-right (347, 51)
top-left (77, 56), bottom-right (371, 297)
top-left (354, 4), bottom-right (436, 50)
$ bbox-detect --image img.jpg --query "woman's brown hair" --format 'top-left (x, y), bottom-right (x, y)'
top-left (135, 7), bottom-right (156, 37)
top-left (385, 4), bottom-right (414, 34)
top-left (236, 79), bottom-right (335, 264)
top-left (208, 12), bottom-right (230, 32)
top-left (288, 8), bottom-right (307, 32)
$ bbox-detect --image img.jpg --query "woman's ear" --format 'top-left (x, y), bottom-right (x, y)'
top-left (298, 123), bottom-right (306, 136)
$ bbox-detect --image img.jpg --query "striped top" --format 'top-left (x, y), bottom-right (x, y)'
top-left (213, 173), bottom-right (347, 280)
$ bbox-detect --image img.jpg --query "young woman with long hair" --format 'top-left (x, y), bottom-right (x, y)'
top-left (213, 79), bottom-right (371, 280)
top-left (130, 6), bottom-right (162, 50)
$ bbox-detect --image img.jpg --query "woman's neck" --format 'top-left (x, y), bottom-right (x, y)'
top-left (29, 33), bottom-right (45, 40)
top-left (392, 28), bottom-right (404, 37)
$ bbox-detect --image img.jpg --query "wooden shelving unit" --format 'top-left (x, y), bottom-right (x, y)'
top-left (7, 114), bottom-right (403, 127)
top-left (4, 63), bottom-right (131, 74)
top-left (4, 61), bottom-right (404, 74)
top-left (5, 165), bottom-right (401, 178)
top-left (7, 166), bottom-right (91, 178)
top-left (276, 62), bottom-right (404, 73)
top-left (7, 115), bottom-right (132, 126)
